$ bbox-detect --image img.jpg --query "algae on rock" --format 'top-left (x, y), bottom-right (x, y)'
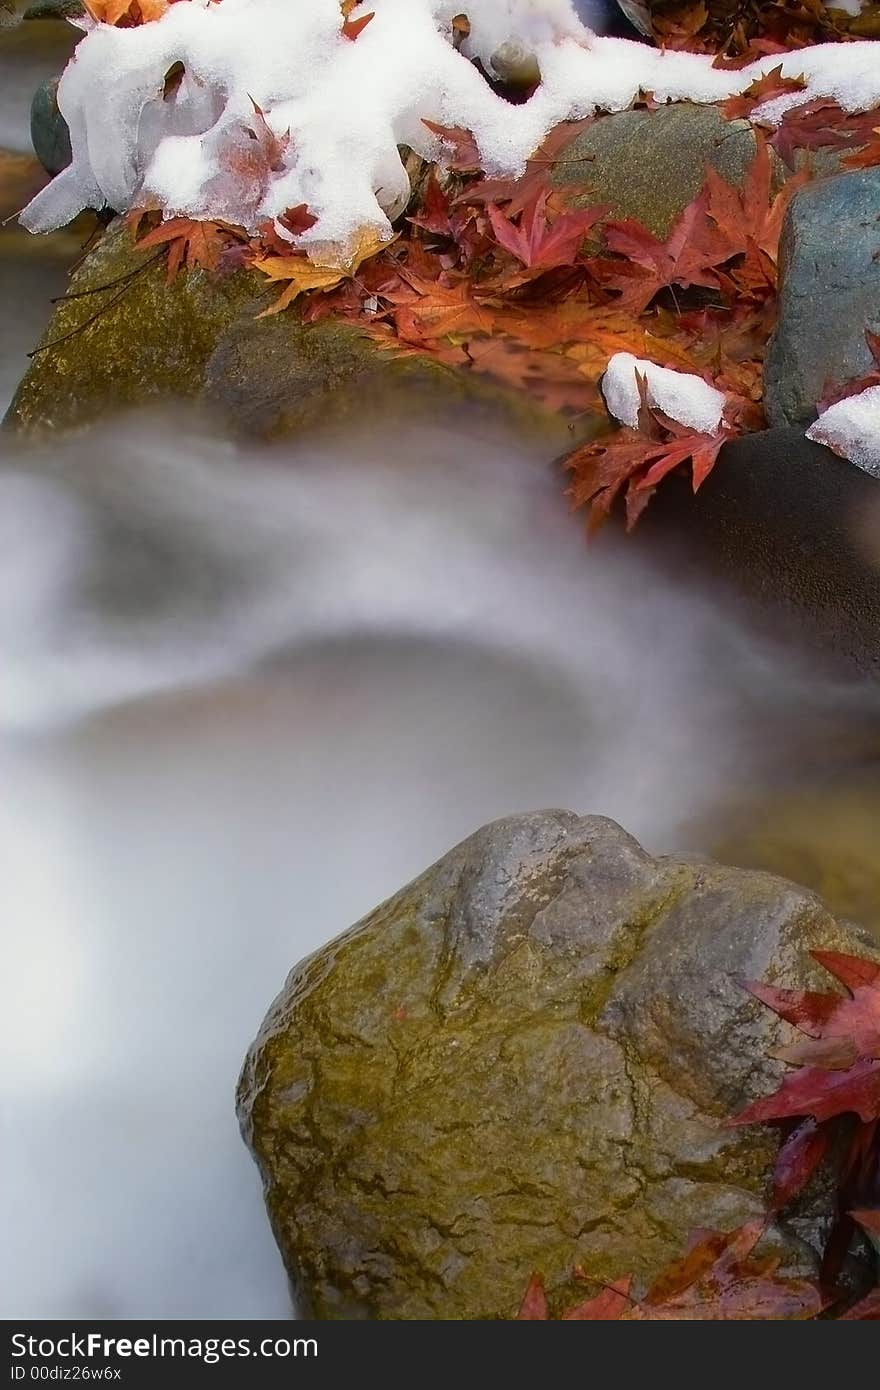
top-left (5, 220), bottom-right (562, 441)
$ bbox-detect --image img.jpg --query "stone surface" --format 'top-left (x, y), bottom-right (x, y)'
top-left (556, 103), bottom-right (762, 237)
top-left (5, 220), bottom-right (554, 438)
top-left (764, 169), bottom-right (880, 428)
top-left (237, 810), bottom-right (878, 1320)
top-left (30, 75), bottom-right (70, 176)
top-left (642, 426), bottom-right (880, 678)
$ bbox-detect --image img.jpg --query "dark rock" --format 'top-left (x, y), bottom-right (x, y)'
top-left (764, 169), bottom-right (880, 428)
top-left (30, 76), bottom-right (70, 177)
top-left (642, 426), bottom-right (880, 678)
top-left (237, 810), bottom-right (878, 1320)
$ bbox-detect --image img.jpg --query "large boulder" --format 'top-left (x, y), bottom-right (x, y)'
top-left (4, 220), bottom-right (553, 438)
top-left (764, 169), bottom-right (880, 428)
top-left (237, 810), bottom-right (878, 1320)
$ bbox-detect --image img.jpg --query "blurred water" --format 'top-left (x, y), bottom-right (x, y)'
top-left (1, 410), bottom-right (878, 1319)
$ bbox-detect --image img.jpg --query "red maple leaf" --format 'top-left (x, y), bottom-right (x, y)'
top-left (486, 186), bottom-right (607, 278)
top-left (340, 1), bottom-right (374, 40)
top-left (134, 215), bottom-right (232, 281)
top-left (597, 193), bottom-right (732, 312)
top-left (730, 947), bottom-right (880, 1281)
top-left (721, 66), bottom-right (807, 122)
top-left (566, 415), bottom-right (729, 531)
top-left (518, 1223), bottom-right (823, 1321)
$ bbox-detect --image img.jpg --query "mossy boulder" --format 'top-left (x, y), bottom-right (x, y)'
top-left (5, 220), bottom-right (554, 439)
top-left (555, 104), bottom-right (762, 238)
top-left (237, 810), bottom-right (879, 1320)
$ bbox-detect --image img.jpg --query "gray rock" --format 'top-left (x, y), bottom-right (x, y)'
top-left (237, 810), bottom-right (878, 1320)
top-left (30, 76), bottom-right (70, 177)
top-left (556, 103), bottom-right (762, 237)
top-left (764, 169), bottom-right (880, 428)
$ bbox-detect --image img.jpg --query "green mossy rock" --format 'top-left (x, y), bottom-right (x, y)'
top-left (555, 104), bottom-right (761, 238)
top-left (237, 810), bottom-right (879, 1320)
top-left (4, 220), bottom-right (558, 439)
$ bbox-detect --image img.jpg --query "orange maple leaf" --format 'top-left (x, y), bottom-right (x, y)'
top-left (83, 0), bottom-right (169, 24)
top-left (134, 216), bottom-right (229, 282)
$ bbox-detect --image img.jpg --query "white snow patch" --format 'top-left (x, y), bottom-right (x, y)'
top-left (19, 0), bottom-right (880, 254)
top-left (806, 384), bottom-right (880, 477)
top-left (603, 352), bottom-right (727, 434)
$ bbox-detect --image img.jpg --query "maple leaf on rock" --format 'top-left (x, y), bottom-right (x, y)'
top-left (768, 101), bottom-right (880, 171)
top-left (517, 1223), bottom-right (823, 1321)
top-left (598, 193), bottom-right (731, 313)
top-left (134, 215), bottom-right (231, 282)
top-left (566, 417), bottom-right (730, 531)
top-left (253, 228), bottom-right (393, 315)
top-left (486, 187), bottom-right (608, 280)
top-left (843, 129), bottom-right (880, 170)
top-left (731, 946), bottom-right (880, 1281)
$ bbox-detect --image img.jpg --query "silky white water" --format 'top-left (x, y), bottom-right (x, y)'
top-left (1, 408), bottom-right (876, 1319)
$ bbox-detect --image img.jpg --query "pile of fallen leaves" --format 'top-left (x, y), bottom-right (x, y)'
top-left (129, 82), bottom-right (880, 527)
top-left (517, 948), bottom-right (880, 1320)
top-left (105, 7), bottom-right (880, 527)
top-left (649, 0), bottom-right (880, 55)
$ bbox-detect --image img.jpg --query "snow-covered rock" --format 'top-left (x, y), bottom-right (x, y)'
top-left (807, 385), bottom-right (880, 478)
top-left (602, 352), bottom-right (726, 434)
top-left (19, 0), bottom-right (880, 256)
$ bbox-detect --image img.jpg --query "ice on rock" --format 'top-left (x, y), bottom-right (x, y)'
top-left (19, 0), bottom-right (880, 257)
top-left (603, 353), bottom-right (727, 434)
top-left (807, 386), bottom-right (880, 478)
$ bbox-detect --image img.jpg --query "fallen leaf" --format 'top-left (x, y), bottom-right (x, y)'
top-left (253, 228), bottom-right (393, 315)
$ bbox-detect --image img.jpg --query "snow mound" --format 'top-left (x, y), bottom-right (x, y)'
top-left (603, 352), bottom-right (726, 434)
top-left (19, 0), bottom-right (880, 255)
top-left (806, 385), bottom-right (880, 477)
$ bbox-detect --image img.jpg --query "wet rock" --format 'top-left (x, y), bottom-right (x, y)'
top-left (764, 169), bottom-right (880, 428)
top-left (556, 103), bottom-right (761, 237)
top-left (5, 220), bottom-right (557, 438)
top-left (237, 810), bottom-right (878, 1320)
top-left (23, 0), bottom-right (84, 17)
top-left (30, 76), bottom-right (70, 176)
top-left (642, 426), bottom-right (880, 679)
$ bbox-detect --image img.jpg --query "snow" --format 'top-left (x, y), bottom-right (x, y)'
top-left (19, 0), bottom-right (880, 256)
top-left (602, 352), bottom-right (727, 434)
top-left (806, 385), bottom-right (880, 477)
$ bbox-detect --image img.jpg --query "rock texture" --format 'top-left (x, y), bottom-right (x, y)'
top-left (556, 104), bottom-right (762, 237)
top-left (4, 220), bottom-right (553, 438)
top-left (237, 810), bottom-right (878, 1320)
top-left (643, 426), bottom-right (880, 679)
top-left (764, 169), bottom-right (880, 428)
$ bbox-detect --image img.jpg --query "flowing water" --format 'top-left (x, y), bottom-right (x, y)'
top-left (2, 16), bottom-right (880, 1322)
